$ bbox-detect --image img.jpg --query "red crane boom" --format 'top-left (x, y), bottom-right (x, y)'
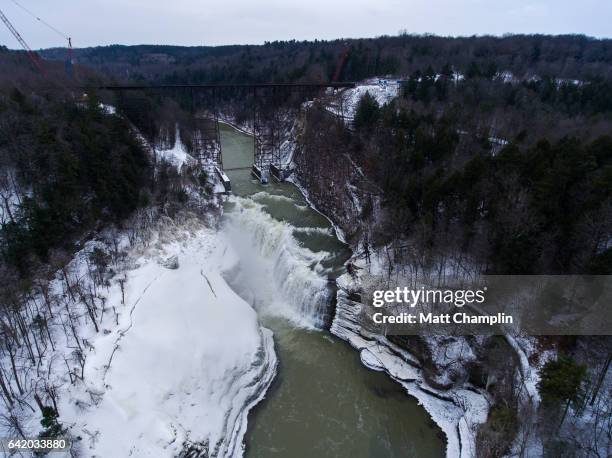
top-left (0, 8), bottom-right (44, 72)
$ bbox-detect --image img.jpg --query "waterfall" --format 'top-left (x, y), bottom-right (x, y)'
top-left (224, 196), bottom-right (331, 327)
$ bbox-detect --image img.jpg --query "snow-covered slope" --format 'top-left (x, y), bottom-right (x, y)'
top-left (0, 168), bottom-right (26, 225)
top-left (331, 273), bottom-right (489, 458)
top-left (324, 78), bottom-right (400, 122)
top-left (55, 223), bottom-right (277, 457)
top-left (156, 126), bottom-right (194, 170)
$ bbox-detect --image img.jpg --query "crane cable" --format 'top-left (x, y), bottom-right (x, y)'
top-left (7, 0), bottom-right (76, 81)
top-left (0, 7), bottom-right (45, 72)
top-left (9, 0), bottom-right (69, 41)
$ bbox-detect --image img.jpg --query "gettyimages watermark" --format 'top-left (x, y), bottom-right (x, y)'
top-left (362, 275), bottom-right (612, 335)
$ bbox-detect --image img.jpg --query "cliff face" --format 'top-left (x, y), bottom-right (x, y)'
top-left (330, 271), bottom-right (489, 458)
top-left (291, 106), bottom-right (375, 244)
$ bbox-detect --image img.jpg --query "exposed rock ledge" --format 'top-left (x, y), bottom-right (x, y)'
top-left (331, 272), bottom-right (490, 458)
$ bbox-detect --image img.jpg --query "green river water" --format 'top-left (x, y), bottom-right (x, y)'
top-left (219, 123), bottom-right (445, 458)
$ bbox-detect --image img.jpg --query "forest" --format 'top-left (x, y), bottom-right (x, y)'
top-left (41, 34), bottom-right (612, 85)
top-left (0, 49), bottom-right (206, 282)
top-left (287, 46), bottom-right (612, 276)
top-left (0, 89), bottom-right (150, 274)
top-left (358, 94), bottom-right (611, 274)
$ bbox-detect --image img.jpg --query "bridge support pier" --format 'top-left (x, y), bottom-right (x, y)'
top-left (214, 166), bottom-right (231, 193)
top-left (269, 163), bottom-right (288, 182)
top-left (251, 164), bottom-right (268, 184)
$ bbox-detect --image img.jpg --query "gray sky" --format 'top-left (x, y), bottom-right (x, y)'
top-left (1, 0), bottom-right (610, 50)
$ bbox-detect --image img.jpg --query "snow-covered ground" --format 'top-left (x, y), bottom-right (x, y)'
top-left (0, 213), bottom-right (276, 457)
top-left (99, 103), bottom-right (117, 116)
top-left (60, 223), bottom-right (276, 457)
top-left (156, 126), bottom-right (195, 171)
top-left (323, 78), bottom-right (401, 122)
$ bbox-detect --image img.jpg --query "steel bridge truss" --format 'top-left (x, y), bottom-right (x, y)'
top-left (251, 86), bottom-right (294, 181)
top-left (190, 89), bottom-right (222, 169)
top-left (99, 82), bottom-right (355, 182)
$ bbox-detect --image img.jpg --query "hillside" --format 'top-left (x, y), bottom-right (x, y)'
top-left (40, 34), bottom-right (612, 84)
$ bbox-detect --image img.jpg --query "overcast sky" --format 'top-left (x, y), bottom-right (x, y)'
top-left (1, 0), bottom-right (610, 50)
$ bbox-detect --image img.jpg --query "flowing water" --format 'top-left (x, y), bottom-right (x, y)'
top-left (219, 123), bottom-right (445, 458)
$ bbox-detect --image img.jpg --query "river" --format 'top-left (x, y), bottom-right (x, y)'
top-left (219, 123), bottom-right (445, 458)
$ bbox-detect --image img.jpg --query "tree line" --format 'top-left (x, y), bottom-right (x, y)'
top-left (40, 34), bottom-right (612, 86)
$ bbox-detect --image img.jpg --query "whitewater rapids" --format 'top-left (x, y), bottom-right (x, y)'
top-left (223, 195), bottom-right (333, 328)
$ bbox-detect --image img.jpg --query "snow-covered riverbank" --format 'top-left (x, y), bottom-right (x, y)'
top-left (290, 165), bottom-right (492, 456)
top-left (60, 221), bottom-right (277, 456)
top-left (330, 272), bottom-right (489, 458)
top-left (2, 213), bottom-right (277, 457)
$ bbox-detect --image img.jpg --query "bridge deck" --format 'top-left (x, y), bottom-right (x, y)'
top-left (92, 82), bottom-right (356, 90)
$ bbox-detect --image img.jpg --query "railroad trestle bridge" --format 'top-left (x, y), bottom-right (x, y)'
top-left (96, 82), bottom-right (355, 189)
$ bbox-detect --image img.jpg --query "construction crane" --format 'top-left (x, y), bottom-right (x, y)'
top-left (65, 36), bottom-right (73, 78)
top-left (2, 1), bottom-right (74, 77)
top-left (0, 7), bottom-right (44, 72)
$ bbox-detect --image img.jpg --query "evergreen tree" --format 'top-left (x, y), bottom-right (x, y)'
top-left (353, 92), bottom-right (380, 130)
top-left (538, 355), bottom-right (586, 428)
